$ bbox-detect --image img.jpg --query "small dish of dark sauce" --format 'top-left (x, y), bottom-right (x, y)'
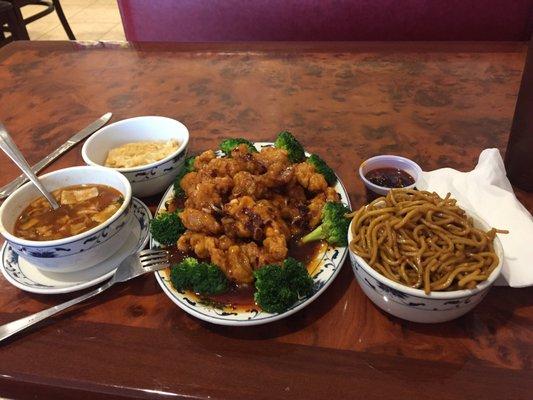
top-left (365, 167), bottom-right (415, 188)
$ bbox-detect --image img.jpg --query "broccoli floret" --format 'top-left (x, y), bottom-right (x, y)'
top-left (301, 202), bottom-right (351, 246)
top-left (219, 138), bottom-right (257, 155)
top-left (274, 131), bottom-right (305, 163)
top-left (253, 258), bottom-right (313, 314)
top-left (169, 257), bottom-right (198, 290)
top-left (283, 257), bottom-right (314, 296)
top-left (307, 154), bottom-right (337, 185)
top-left (170, 257), bottom-right (228, 295)
top-left (173, 156), bottom-right (196, 198)
top-left (253, 265), bottom-right (295, 314)
top-left (184, 155), bottom-right (196, 171)
top-left (150, 211), bottom-right (185, 246)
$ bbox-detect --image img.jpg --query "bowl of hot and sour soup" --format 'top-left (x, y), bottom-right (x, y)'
top-left (0, 166), bottom-right (132, 273)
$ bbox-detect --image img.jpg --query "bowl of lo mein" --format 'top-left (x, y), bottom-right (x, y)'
top-left (348, 189), bottom-right (505, 323)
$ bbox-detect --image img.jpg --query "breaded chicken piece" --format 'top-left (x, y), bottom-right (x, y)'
top-left (262, 162), bottom-right (294, 188)
top-left (177, 231), bottom-right (216, 258)
top-left (261, 234), bottom-right (288, 265)
top-left (222, 196), bottom-right (290, 241)
top-left (194, 150), bottom-right (216, 170)
top-left (226, 245), bottom-right (254, 283)
top-left (176, 231), bottom-right (257, 283)
top-left (184, 182), bottom-right (222, 211)
top-left (324, 187), bottom-right (341, 202)
top-left (308, 193), bottom-right (326, 228)
top-left (231, 171), bottom-right (265, 199)
top-left (230, 144), bottom-right (265, 174)
top-left (294, 162), bottom-right (328, 192)
top-left (180, 208), bottom-right (222, 235)
top-left (253, 146), bottom-right (290, 168)
top-left (180, 171), bottom-right (199, 196)
top-left (202, 157), bottom-right (243, 178)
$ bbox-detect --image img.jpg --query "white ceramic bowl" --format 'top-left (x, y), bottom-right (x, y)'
top-left (0, 166), bottom-right (133, 273)
top-left (359, 155), bottom-right (422, 196)
top-left (348, 215), bottom-right (503, 323)
top-left (82, 116), bottom-right (189, 197)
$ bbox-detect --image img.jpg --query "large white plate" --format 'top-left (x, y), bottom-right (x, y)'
top-left (152, 142), bottom-right (351, 326)
top-left (1, 198), bottom-right (151, 294)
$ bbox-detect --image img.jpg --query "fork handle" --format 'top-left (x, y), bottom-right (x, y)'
top-left (0, 279), bottom-right (114, 342)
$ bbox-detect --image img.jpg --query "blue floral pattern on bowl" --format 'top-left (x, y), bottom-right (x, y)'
top-left (349, 251), bottom-right (491, 322)
top-left (7, 203), bottom-right (132, 259)
top-left (128, 150), bottom-right (187, 184)
top-left (1, 198), bottom-right (151, 294)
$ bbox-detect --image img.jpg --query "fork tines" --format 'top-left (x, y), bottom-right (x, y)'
top-left (139, 249), bottom-right (170, 271)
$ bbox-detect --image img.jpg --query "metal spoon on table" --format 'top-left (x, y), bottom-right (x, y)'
top-left (0, 123), bottom-right (59, 209)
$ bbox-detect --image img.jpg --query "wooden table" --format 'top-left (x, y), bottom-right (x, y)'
top-left (0, 41), bottom-right (531, 400)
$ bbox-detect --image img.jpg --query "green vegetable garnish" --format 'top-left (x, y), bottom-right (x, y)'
top-left (170, 257), bottom-right (228, 295)
top-left (253, 257), bottom-right (313, 314)
top-left (274, 131), bottom-right (305, 163)
top-left (301, 202), bottom-right (351, 247)
top-left (307, 153), bottom-right (337, 185)
top-left (219, 138), bottom-right (257, 155)
top-left (150, 211), bottom-right (185, 246)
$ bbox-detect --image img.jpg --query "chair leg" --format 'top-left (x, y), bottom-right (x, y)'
top-left (9, 2), bottom-right (30, 40)
top-left (6, 8), bottom-right (30, 40)
top-left (52, 0), bottom-right (75, 40)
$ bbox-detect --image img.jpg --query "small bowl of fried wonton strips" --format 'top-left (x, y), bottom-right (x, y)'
top-left (82, 116), bottom-right (189, 197)
top-left (347, 190), bottom-right (504, 323)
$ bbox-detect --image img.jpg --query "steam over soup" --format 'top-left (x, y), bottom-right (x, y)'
top-left (14, 184), bottom-right (124, 241)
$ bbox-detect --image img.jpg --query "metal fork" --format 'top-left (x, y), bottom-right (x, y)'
top-left (0, 249), bottom-right (169, 342)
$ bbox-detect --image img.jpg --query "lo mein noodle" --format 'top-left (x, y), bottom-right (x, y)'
top-left (348, 189), bottom-right (506, 294)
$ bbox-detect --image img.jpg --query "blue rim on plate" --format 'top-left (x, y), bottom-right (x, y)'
top-left (152, 142), bottom-right (351, 326)
top-left (0, 197), bottom-right (151, 294)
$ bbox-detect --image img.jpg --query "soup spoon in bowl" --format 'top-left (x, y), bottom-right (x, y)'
top-left (0, 123), bottom-right (59, 209)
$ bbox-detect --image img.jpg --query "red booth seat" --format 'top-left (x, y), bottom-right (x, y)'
top-left (118, 0), bottom-right (532, 42)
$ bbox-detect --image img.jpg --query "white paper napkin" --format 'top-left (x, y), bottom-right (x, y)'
top-left (417, 149), bottom-right (533, 287)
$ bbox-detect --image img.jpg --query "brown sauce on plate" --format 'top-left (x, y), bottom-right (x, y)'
top-left (165, 238), bottom-right (323, 309)
top-left (287, 236), bottom-right (322, 267)
top-left (365, 167), bottom-right (415, 188)
top-left (209, 283), bottom-right (256, 307)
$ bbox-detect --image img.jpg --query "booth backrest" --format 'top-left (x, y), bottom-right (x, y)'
top-left (118, 0), bottom-right (532, 42)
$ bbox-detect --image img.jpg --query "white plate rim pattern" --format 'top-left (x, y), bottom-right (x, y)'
top-left (152, 142), bottom-right (351, 326)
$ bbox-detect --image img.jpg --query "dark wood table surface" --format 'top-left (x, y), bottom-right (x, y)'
top-left (0, 41), bottom-right (531, 400)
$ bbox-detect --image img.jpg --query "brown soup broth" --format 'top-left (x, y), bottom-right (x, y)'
top-left (14, 184), bottom-right (123, 241)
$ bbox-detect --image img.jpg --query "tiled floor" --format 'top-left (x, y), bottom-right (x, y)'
top-left (21, 0), bottom-right (125, 41)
